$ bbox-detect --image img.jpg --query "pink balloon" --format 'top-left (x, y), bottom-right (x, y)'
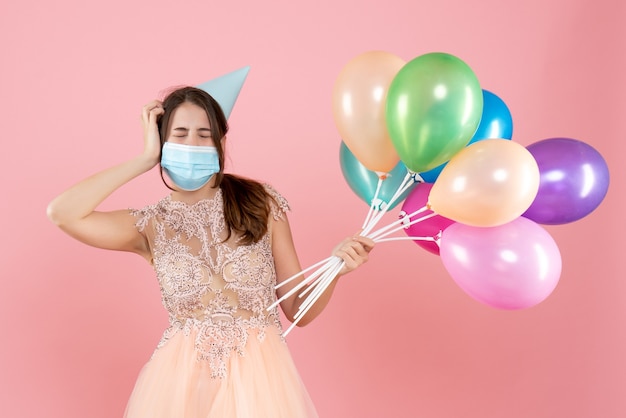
top-left (439, 217), bottom-right (561, 309)
top-left (401, 183), bottom-right (455, 255)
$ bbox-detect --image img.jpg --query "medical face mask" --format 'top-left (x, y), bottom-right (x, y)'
top-left (160, 142), bottom-right (220, 191)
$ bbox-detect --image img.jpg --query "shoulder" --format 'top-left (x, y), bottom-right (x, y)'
top-left (262, 183), bottom-right (290, 220)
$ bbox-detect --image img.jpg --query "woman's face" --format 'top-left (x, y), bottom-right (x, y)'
top-left (166, 101), bottom-right (216, 147)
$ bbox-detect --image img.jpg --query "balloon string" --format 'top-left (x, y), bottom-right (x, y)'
top-left (366, 205), bottom-right (428, 240)
top-left (374, 235), bottom-right (436, 243)
top-left (269, 170), bottom-right (426, 338)
top-left (274, 256), bottom-right (334, 290)
top-left (267, 263), bottom-right (327, 311)
top-left (268, 256), bottom-right (335, 311)
top-left (298, 258), bottom-right (343, 304)
top-left (377, 172), bottom-right (420, 217)
top-left (281, 171), bottom-right (421, 336)
top-left (375, 229), bottom-right (442, 250)
top-left (362, 176), bottom-right (384, 229)
top-left (370, 212), bottom-right (437, 240)
top-left (362, 172), bottom-right (417, 236)
top-left (362, 172), bottom-right (411, 232)
top-left (389, 171), bottom-right (422, 207)
top-left (383, 171), bottom-right (414, 210)
top-left (283, 259), bottom-right (344, 337)
top-left (297, 257), bottom-right (342, 299)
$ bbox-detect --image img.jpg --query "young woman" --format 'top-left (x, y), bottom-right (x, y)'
top-left (47, 86), bottom-right (374, 417)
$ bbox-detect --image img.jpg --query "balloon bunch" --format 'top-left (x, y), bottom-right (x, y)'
top-left (269, 50), bottom-right (610, 335)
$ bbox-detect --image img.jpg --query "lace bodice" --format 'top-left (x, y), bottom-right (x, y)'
top-left (131, 184), bottom-right (289, 378)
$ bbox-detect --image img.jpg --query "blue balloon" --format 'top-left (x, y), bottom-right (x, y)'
top-left (469, 89), bottom-right (513, 144)
top-left (419, 89), bottom-right (513, 183)
top-left (339, 142), bottom-right (417, 210)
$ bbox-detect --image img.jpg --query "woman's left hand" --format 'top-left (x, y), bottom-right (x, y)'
top-left (333, 234), bottom-right (375, 276)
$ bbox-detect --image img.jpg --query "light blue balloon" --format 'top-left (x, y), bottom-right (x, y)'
top-left (419, 89), bottom-right (513, 183)
top-left (469, 89), bottom-right (513, 144)
top-left (340, 142), bottom-right (417, 210)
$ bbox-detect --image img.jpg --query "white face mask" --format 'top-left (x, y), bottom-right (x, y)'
top-left (160, 142), bottom-right (220, 191)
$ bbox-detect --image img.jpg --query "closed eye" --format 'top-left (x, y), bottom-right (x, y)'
top-left (173, 127), bottom-right (189, 136)
top-left (170, 127), bottom-right (212, 140)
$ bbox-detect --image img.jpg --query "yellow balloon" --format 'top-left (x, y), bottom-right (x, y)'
top-left (428, 139), bottom-right (540, 227)
top-left (331, 50), bottom-right (404, 173)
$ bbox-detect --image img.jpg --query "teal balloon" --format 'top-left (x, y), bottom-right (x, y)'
top-left (340, 142), bottom-right (416, 210)
top-left (385, 52), bottom-right (483, 173)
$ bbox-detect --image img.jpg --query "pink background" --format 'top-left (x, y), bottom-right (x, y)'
top-left (2, 1), bottom-right (625, 417)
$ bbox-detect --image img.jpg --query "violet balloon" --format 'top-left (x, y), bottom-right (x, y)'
top-left (401, 183), bottom-right (455, 255)
top-left (440, 217), bottom-right (562, 310)
top-left (523, 138), bottom-right (610, 225)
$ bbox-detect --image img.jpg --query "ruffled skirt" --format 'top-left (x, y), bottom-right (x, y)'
top-left (124, 325), bottom-right (317, 418)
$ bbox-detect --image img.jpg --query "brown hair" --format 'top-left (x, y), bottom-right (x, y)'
top-left (158, 86), bottom-right (274, 245)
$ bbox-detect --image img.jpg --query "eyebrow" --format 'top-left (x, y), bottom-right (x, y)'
top-left (173, 127), bottom-right (212, 132)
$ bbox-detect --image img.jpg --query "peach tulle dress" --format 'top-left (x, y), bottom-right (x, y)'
top-left (125, 186), bottom-right (318, 418)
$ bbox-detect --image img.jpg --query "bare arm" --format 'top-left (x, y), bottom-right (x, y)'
top-left (272, 213), bottom-right (374, 327)
top-left (46, 101), bottom-right (164, 259)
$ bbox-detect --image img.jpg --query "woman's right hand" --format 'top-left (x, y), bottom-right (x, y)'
top-left (46, 101), bottom-right (166, 256)
top-left (141, 100), bottom-right (165, 167)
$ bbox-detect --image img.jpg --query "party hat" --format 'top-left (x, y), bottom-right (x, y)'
top-left (196, 66), bottom-right (250, 119)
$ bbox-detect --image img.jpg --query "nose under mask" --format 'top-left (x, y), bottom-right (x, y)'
top-left (160, 142), bottom-right (220, 191)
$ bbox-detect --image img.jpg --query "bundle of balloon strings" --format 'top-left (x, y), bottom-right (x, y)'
top-left (267, 171), bottom-right (440, 337)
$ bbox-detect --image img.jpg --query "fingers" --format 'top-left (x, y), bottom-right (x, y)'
top-left (141, 101), bottom-right (164, 125)
top-left (351, 235), bottom-right (375, 252)
top-left (334, 236), bottom-right (374, 271)
top-left (143, 100), bottom-right (163, 112)
top-left (141, 101), bottom-right (165, 163)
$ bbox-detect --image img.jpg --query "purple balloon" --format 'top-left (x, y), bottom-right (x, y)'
top-left (523, 138), bottom-right (609, 225)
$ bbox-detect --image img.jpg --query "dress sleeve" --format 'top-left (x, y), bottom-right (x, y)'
top-left (129, 205), bottom-right (155, 233)
top-left (263, 184), bottom-right (290, 221)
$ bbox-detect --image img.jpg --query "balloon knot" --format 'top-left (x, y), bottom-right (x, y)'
top-left (374, 171), bottom-right (388, 180)
top-left (434, 230), bottom-right (443, 246)
top-left (411, 172), bottom-right (425, 183)
top-left (398, 211), bottom-right (410, 229)
top-left (371, 198), bottom-right (388, 211)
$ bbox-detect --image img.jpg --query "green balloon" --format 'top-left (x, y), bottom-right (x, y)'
top-left (385, 52), bottom-right (483, 173)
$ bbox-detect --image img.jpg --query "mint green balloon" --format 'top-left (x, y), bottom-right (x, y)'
top-left (385, 52), bottom-right (483, 173)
